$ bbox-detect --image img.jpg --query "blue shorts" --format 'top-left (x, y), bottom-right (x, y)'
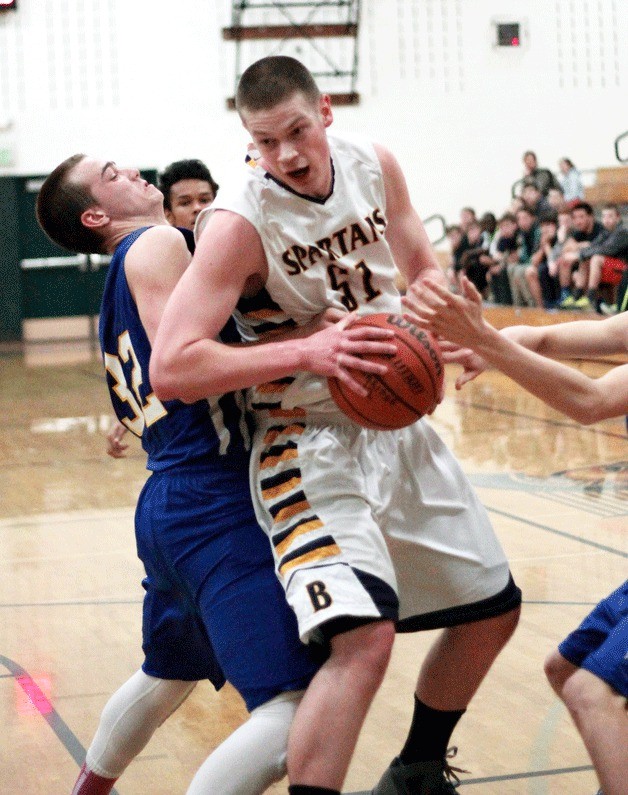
top-left (558, 579), bottom-right (628, 698)
top-left (135, 460), bottom-right (320, 711)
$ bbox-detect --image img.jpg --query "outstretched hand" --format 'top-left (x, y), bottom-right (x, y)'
top-left (401, 275), bottom-right (488, 349)
top-left (301, 312), bottom-right (397, 397)
top-left (438, 340), bottom-right (487, 389)
top-left (401, 276), bottom-right (490, 389)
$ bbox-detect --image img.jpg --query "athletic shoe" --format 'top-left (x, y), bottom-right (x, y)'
top-left (371, 747), bottom-right (467, 794)
top-left (573, 296), bottom-right (592, 310)
top-left (559, 295), bottom-right (576, 309)
top-left (598, 301), bottom-right (617, 316)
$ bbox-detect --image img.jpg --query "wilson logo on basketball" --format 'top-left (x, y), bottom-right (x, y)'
top-left (328, 313), bottom-right (444, 430)
top-left (385, 315), bottom-right (444, 378)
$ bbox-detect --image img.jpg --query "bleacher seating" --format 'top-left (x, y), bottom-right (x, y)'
top-left (584, 166), bottom-right (628, 207)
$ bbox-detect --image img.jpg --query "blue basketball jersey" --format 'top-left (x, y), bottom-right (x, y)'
top-left (99, 227), bottom-right (252, 471)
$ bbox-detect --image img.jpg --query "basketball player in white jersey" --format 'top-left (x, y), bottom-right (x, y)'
top-left (151, 56), bottom-right (521, 795)
top-left (36, 153), bottom-right (396, 795)
top-left (403, 273), bottom-right (628, 795)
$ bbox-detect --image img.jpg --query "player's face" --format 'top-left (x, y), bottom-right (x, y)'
top-left (71, 157), bottom-right (163, 220)
top-left (241, 91), bottom-right (333, 198)
top-left (166, 179), bottom-right (215, 230)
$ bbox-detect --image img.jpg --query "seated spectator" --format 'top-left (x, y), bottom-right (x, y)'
top-left (509, 207), bottom-right (541, 306)
top-left (557, 202), bottom-right (606, 308)
top-left (525, 214), bottom-right (561, 309)
top-left (521, 180), bottom-right (553, 219)
top-left (557, 157), bottom-right (585, 203)
top-left (459, 206), bottom-right (477, 234)
top-left (555, 207), bottom-right (574, 249)
top-left (539, 205), bottom-right (573, 302)
top-left (547, 185), bottom-right (566, 212)
top-left (445, 224), bottom-right (469, 292)
top-left (458, 220), bottom-right (490, 297)
top-left (568, 204), bottom-right (628, 313)
top-left (509, 195), bottom-right (525, 215)
top-left (522, 150), bottom-right (560, 196)
top-left (486, 213), bottom-right (518, 305)
top-left (479, 212), bottom-right (497, 248)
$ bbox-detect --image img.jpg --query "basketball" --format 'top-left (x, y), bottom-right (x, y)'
top-left (328, 313), bottom-right (444, 430)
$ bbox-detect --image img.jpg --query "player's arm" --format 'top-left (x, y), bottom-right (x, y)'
top-left (150, 210), bottom-right (397, 403)
top-left (404, 275), bottom-right (628, 423)
top-left (374, 143), bottom-right (444, 289)
top-left (500, 312), bottom-right (628, 359)
top-left (123, 224), bottom-right (192, 345)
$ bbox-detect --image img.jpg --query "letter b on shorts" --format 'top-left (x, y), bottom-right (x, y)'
top-left (306, 580), bottom-right (332, 611)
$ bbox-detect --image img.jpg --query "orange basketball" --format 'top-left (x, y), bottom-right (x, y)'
top-left (328, 313), bottom-right (444, 430)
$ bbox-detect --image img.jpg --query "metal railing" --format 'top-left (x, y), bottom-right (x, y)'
top-left (422, 213), bottom-right (447, 246)
top-left (615, 130), bottom-right (628, 163)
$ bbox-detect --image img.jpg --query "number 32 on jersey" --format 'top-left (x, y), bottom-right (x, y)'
top-left (104, 331), bottom-right (167, 436)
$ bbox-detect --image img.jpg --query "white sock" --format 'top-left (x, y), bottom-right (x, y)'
top-left (86, 670), bottom-right (196, 778)
top-left (186, 689), bottom-right (304, 795)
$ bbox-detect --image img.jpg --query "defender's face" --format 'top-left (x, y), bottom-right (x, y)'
top-left (241, 91), bottom-right (333, 199)
top-left (71, 157), bottom-right (162, 220)
top-left (166, 179), bottom-right (215, 230)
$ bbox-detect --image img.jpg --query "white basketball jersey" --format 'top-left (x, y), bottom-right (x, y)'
top-left (198, 133), bottom-right (404, 412)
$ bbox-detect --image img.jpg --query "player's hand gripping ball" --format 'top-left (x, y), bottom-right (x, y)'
top-left (328, 313), bottom-right (444, 430)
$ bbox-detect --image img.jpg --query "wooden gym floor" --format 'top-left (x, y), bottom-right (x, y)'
top-left (0, 308), bottom-right (626, 795)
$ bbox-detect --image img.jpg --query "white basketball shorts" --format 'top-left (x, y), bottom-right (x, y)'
top-left (250, 412), bottom-right (512, 643)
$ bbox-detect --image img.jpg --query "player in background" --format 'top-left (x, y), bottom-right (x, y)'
top-left (159, 157), bottom-right (219, 232)
top-left (106, 158), bottom-right (219, 459)
top-left (403, 273), bottom-right (628, 795)
top-left (151, 56), bottom-right (521, 795)
top-left (36, 154), bottom-right (394, 795)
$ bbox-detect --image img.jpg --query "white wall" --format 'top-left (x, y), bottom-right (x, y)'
top-left (0, 0), bottom-right (626, 224)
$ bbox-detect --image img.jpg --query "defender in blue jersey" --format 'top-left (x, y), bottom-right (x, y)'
top-left (104, 157), bottom-right (218, 459)
top-left (404, 275), bottom-right (628, 795)
top-left (100, 223), bottom-right (318, 701)
top-left (36, 153), bottom-right (393, 795)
